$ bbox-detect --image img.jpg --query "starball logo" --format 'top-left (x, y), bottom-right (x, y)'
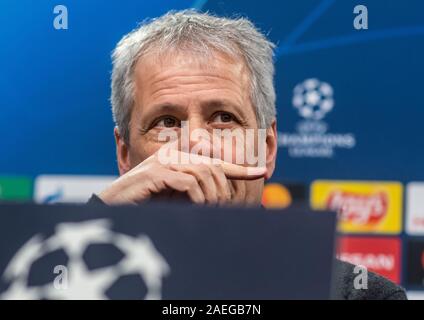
top-left (279, 78), bottom-right (356, 158)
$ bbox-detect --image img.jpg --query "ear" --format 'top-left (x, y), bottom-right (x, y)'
top-left (114, 127), bottom-right (131, 176)
top-left (264, 120), bottom-right (278, 180)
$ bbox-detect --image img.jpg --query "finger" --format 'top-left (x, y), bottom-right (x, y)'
top-left (129, 161), bottom-right (207, 205)
top-left (169, 164), bottom-right (218, 205)
top-left (159, 170), bottom-right (206, 205)
top-left (165, 149), bottom-right (267, 180)
top-left (208, 163), bottom-right (232, 205)
top-left (129, 165), bottom-right (206, 205)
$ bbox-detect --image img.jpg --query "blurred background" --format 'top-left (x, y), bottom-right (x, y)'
top-left (0, 0), bottom-right (423, 298)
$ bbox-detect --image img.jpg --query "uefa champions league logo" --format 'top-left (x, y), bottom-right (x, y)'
top-left (292, 78), bottom-right (334, 121)
top-left (0, 219), bottom-right (170, 300)
top-left (279, 78), bottom-right (356, 158)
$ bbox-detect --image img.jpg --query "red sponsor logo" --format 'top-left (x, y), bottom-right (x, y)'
top-left (327, 191), bottom-right (388, 225)
top-left (421, 251), bottom-right (424, 269)
top-left (338, 253), bottom-right (395, 271)
top-left (337, 237), bottom-right (401, 283)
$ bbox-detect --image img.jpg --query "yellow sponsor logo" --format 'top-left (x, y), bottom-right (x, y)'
top-left (311, 180), bottom-right (403, 234)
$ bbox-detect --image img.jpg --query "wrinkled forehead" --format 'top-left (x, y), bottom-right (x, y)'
top-left (132, 47), bottom-right (251, 91)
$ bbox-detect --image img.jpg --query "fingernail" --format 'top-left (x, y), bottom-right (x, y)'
top-left (247, 167), bottom-right (267, 176)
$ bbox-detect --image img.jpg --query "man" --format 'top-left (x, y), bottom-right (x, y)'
top-left (91, 10), bottom-right (406, 300)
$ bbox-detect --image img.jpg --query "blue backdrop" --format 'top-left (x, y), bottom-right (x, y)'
top-left (1, 0), bottom-right (424, 297)
top-left (1, 0), bottom-right (424, 184)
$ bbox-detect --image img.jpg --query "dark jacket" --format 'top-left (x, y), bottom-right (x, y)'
top-left (331, 260), bottom-right (406, 300)
top-left (87, 194), bottom-right (407, 300)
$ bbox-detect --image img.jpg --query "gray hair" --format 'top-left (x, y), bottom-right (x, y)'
top-left (111, 9), bottom-right (276, 144)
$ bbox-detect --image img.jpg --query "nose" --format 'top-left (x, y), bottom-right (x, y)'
top-left (180, 117), bottom-right (218, 158)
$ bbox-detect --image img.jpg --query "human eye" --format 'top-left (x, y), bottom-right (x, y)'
top-left (211, 112), bottom-right (238, 124)
top-left (154, 116), bottom-right (181, 128)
